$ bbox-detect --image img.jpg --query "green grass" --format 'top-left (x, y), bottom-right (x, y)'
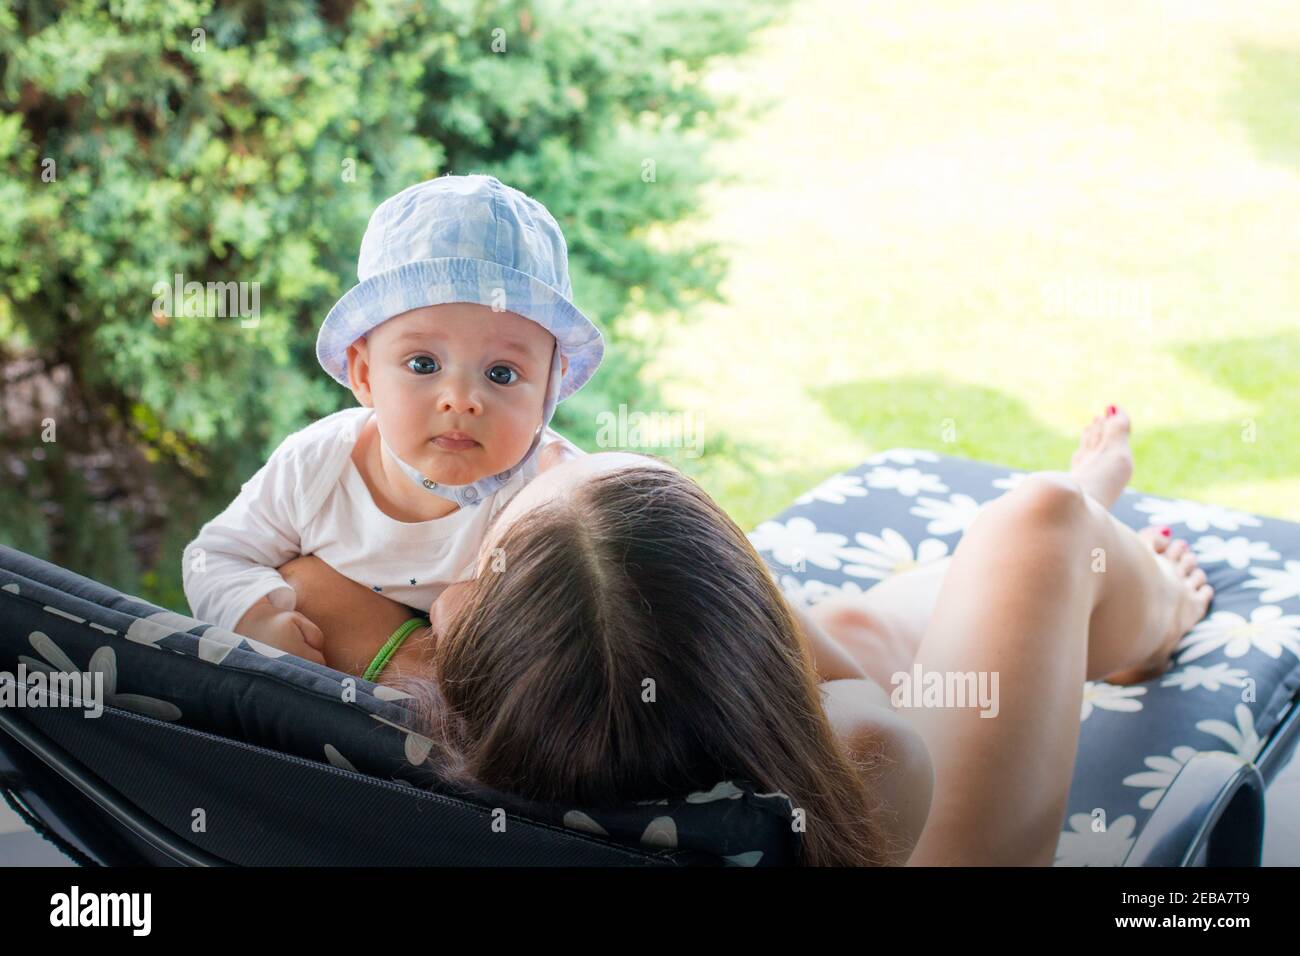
top-left (641, 0), bottom-right (1300, 531)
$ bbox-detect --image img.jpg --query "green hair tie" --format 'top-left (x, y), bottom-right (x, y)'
top-left (363, 617), bottom-right (428, 682)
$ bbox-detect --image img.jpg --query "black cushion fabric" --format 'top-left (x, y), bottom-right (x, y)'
top-left (0, 544), bottom-right (798, 866)
top-left (9, 701), bottom-right (689, 866)
top-left (9, 446), bottom-right (1298, 867)
top-left (748, 448), bottom-right (1300, 866)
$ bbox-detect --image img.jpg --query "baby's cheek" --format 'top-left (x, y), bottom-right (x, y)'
top-left (492, 414), bottom-right (544, 465)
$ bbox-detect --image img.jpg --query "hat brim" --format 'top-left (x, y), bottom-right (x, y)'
top-left (317, 257), bottom-right (604, 403)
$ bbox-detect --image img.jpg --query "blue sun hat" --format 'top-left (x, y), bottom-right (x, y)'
top-left (316, 174), bottom-right (604, 507)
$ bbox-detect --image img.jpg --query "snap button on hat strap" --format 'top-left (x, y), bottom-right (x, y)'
top-left (378, 431), bottom-right (456, 499)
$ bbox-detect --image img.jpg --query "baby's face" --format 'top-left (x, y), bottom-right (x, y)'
top-left (351, 303), bottom-right (557, 488)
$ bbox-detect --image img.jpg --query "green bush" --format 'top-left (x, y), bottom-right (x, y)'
top-left (0, 0), bottom-right (786, 610)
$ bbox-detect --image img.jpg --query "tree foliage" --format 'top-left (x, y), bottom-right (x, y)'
top-left (0, 0), bottom-right (785, 607)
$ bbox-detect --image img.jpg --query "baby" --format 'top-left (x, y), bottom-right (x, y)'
top-left (182, 174), bottom-right (603, 663)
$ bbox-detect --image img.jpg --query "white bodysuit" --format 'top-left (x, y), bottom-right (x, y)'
top-left (182, 406), bottom-right (566, 632)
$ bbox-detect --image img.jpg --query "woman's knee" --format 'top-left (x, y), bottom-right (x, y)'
top-left (983, 471), bottom-right (1089, 533)
top-left (808, 600), bottom-right (911, 685)
top-left (808, 599), bottom-right (893, 650)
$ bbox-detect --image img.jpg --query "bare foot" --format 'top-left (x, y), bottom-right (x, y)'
top-left (1103, 527), bottom-right (1214, 685)
top-left (1069, 405), bottom-right (1134, 510)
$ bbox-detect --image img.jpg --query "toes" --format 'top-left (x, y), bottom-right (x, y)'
top-left (1079, 417), bottom-right (1100, 449)
top-left (1103, 405), bottom-right (1131, 435)
top-left (1167, 539), bottom-right (1189, 560)
top-left (1196, 583), bottom-right (1214, 610)
top-left (1189, 567), bottom-right (1207, 589)
top-left (1178, 551), bottom-right (1197, 575)
top-left (1138, 526), bottom-right (1171, 552)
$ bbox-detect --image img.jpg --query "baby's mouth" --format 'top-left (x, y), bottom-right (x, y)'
top-left (431, 432), bottom-right (480, 452)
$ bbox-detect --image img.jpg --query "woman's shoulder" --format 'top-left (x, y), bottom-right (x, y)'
top-left (819, 679), bottom-right (934, 861)
top-left (537, 427), bottom-right (584, 471)
top-left (819, 678), bottom-right (919, 758)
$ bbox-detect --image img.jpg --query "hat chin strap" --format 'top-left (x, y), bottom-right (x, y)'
top-left (376, 343), bottom-right (563, 508)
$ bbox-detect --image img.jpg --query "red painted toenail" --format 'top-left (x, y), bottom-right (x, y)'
top-left (1161, 527), bottom-right (1171, 536)
top-left (1107, 405), bottom-right (1116, 416)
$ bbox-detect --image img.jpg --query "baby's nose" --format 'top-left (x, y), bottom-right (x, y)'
top-left (437, 378), bottom-right (482, 415)
top-left (439, 395), bottom-right (480, 414)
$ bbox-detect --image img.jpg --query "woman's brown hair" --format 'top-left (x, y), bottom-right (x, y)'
top-left (400, 462), bottom-right (899, 866)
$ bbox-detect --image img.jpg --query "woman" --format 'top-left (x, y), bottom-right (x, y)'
top-left (279, 405), bottom-right (1211, 866)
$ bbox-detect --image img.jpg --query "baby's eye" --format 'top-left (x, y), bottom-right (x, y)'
top-left (407, 355), bottom-right (440, 375)
top-left (486, 365), bottom-right (518, 386)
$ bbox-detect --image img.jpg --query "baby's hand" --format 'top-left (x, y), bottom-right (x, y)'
top-left (236, 599), bottom-right (327, 665)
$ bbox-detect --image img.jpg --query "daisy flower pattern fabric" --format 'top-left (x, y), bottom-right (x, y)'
top-left (748, 450), bottom-right (1300, 867)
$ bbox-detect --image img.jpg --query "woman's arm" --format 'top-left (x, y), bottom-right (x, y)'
top-left (277, 431), bottom-right (580, 676)
top-left (277, 555), bottom-right (417, 676)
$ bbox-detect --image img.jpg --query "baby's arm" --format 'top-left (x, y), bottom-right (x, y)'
top-left (235, 596), bottom-right (327, 665)
top-left (182, 442), bottom-right (324, 661)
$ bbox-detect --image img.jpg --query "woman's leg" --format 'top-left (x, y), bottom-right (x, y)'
top-left (899, 470), bottom-right (1210, 865)
top-left (807, 407), bottom-right (1200, 686)
top-left (806, 557), bottom-right (951, 690)
top-left (808, 530), bottom-right (1178, 687)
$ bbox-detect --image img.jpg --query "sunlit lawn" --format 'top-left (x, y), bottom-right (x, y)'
top-left (646, 0), bottom-right (1300, 530)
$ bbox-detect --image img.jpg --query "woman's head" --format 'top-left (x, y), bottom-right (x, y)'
top-left (406, 452), bottom-right (895, 866)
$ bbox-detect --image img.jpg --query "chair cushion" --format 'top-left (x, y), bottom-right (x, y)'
top-left (748, 449), bottom-right (1300, 866)
top-left (0, 545), bottom-right (798, 866)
